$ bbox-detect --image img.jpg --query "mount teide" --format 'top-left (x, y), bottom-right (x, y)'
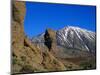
top-left (57, 26), bottom-right (96, 53)
top-left (32, 26), bottom-right (96, 54)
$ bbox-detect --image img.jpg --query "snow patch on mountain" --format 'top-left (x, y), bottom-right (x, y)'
top-left (32, 26), bottom-right (96, 53)
top-left (56, 26), bottom-right (96, 52)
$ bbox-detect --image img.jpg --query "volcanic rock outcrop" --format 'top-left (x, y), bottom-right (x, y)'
top-left (12, 1), bottom-right (66, 74)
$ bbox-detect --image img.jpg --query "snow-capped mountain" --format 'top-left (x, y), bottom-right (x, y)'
top-left (32, 26), bottom-right (96, 53)
top-left (56, 26), bottom-right (96, 53)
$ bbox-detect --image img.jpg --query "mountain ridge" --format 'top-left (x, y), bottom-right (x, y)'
top-left (32, 26), bottom-right (96, 53)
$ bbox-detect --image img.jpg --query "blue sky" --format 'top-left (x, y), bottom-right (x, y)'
top-left (24, 2), bottom-right (96, 38)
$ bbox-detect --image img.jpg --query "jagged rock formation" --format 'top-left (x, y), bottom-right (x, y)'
top-left (44, 29), bottom-right (53, 50)
top-left (12, 1), bottom-right (66, 74)
top-left (12, 0), bottom-right (25, 58)
top-left (44, 29), bottom-right (56, 50)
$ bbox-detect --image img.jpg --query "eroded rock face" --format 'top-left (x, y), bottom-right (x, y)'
top-left (12, 1), bottom-right (26, 73)
top-left (44, 29), bottom-right (56, 50)
top-left (44, 29), bottom-right (63, 57)
top-left (12, 1), bottom-right (66, 74)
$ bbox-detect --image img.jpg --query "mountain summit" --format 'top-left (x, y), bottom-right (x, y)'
top-left (56, 26), bottom-right (96, 53)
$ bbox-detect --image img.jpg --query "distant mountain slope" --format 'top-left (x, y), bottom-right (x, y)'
top-left (31, 33), bottom-right (45, 43)
top-left (56, 26), bottom-right (96, 53)
top-left (32, 26), bottom-right (96, 53)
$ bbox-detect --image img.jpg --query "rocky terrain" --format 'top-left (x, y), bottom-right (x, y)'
top-left (12, 1), bottom-right (96, 74)
top-left (12, 1), bottom-right (66, 74)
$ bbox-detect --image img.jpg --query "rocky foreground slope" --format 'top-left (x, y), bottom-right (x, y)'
top-left (12, 1), bottom-right (66, 74)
